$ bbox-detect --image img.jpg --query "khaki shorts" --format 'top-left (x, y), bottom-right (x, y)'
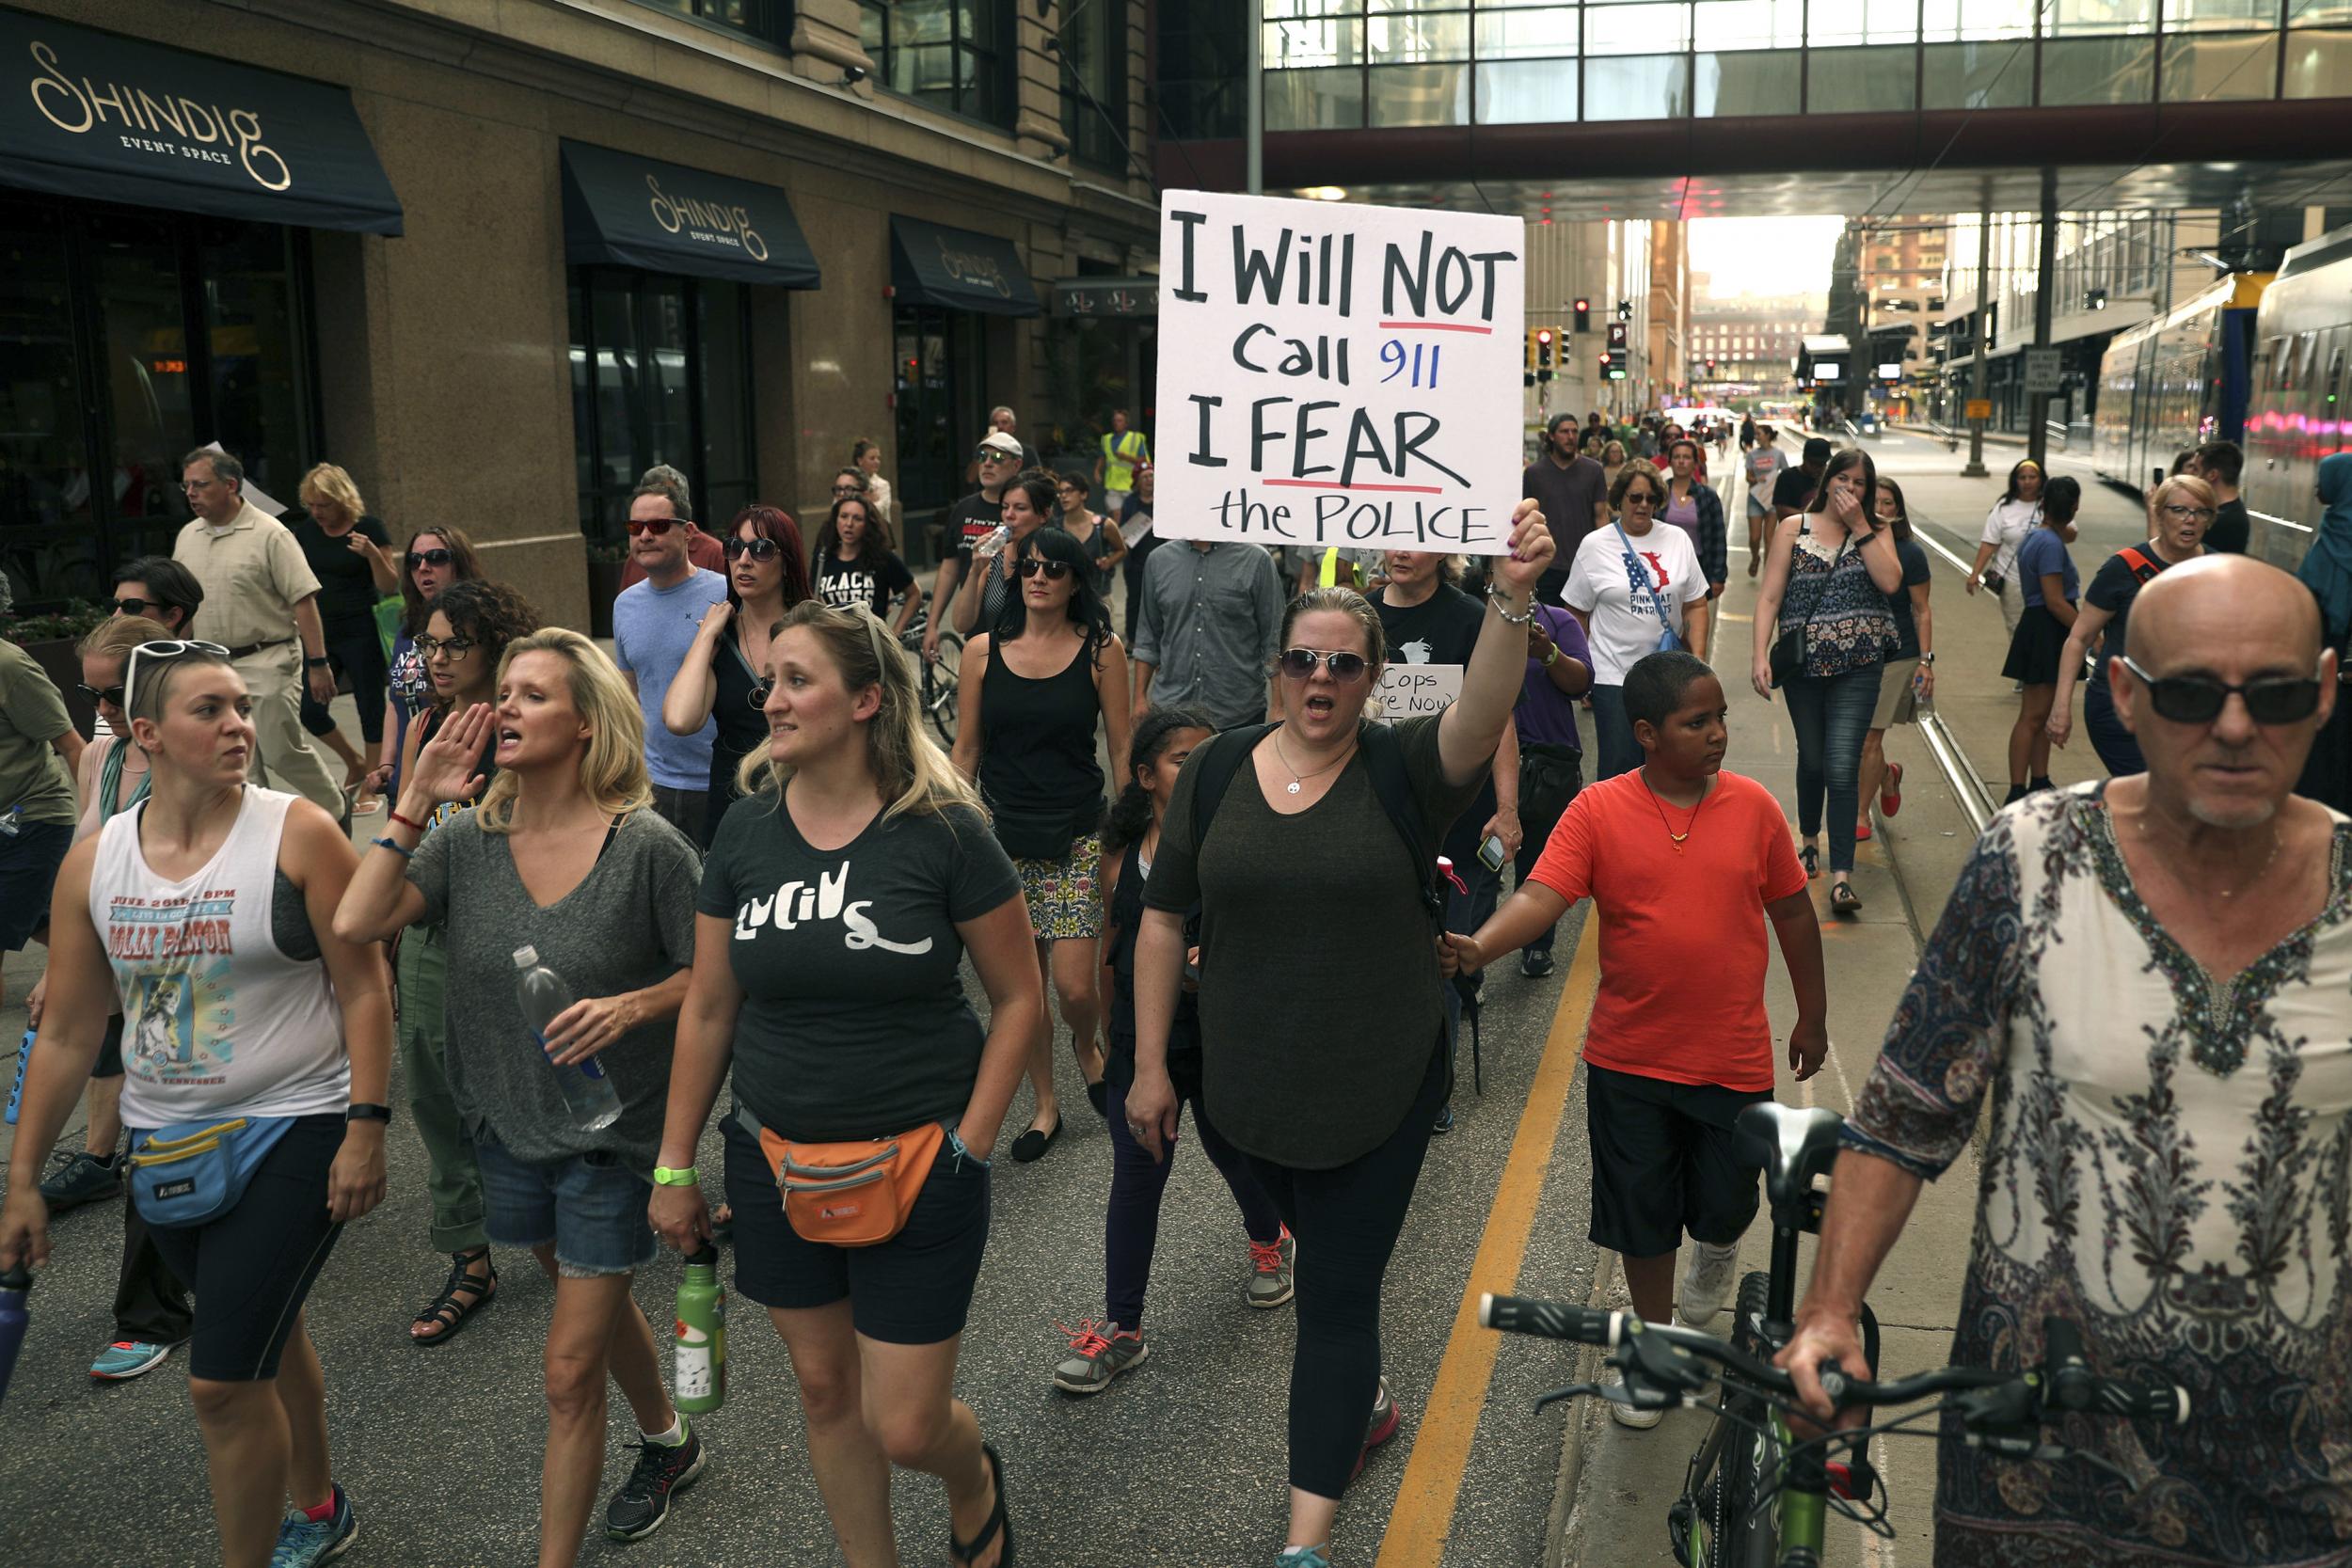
top-left (1872, 657), bottom-right (1921, 729)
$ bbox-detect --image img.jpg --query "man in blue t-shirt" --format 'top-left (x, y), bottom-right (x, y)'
top-left (612, 482), bottom-right (728, 844)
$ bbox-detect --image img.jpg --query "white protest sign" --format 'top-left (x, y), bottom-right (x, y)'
top-left (1154, 191), bottom-right (1523, 556)
top-left (1374, 661), bottom-right (1463, 723)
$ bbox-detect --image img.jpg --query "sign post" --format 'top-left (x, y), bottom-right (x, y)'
top-left (2023, 348), bottom-right (2062, 396)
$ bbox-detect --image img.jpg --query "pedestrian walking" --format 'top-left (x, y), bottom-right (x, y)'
top-left (289, 464), bottom-right (395, 810)
top-left (109, 556), bottom-right (204, 637)
top-left (1522, 414), bottom-right (1613, 606)
top-left (1565, 460), bottom-right (1712, 781)
top-left (1116, 466), bottom-right (1160, 643)
top-left (1447, 651), bottom-right (1826, 1424)
top-left (1507, 598), bottom-right (1592, 978)
top-left (1660, 437), bottom-right (1728, 598)
top-left (1779, 554), bottom-right (2346, 1568)
top-left (614, 481), bottom-right (731, 846)
top-left (954, 526), bottom-right (1129, 1158)
top-left (1751, 448), bottom-right (1901, 915)
top-left (1052, 706), bottom-right (1293, 1398)
top-left (363, 527), bottom-right (483, 803)
top-left (616, 473), bottom-right (726, 592)
top-left (1095, 408), bottom-right (1151, 515)
top-left (1966, 457), bottom-right (2048, 638)
top-left (2048, 475), bottom-right (2214, 775)
top-left (1129, 534), bottom-right (1286, 733)
top-left (0, 617), bottom-right (84, 1014)
top-left (2297, 452), bottom-right (2352, 812)
top-left (950, 472), bottom-right (1056, 639)
top-left (814, 493), bottom-right (921, 630)
top-left (663, 504), bottom-right (813, 847)
top-left (1771, 436), bottom-right (1828, 523)
top-left (1126, 502), bottom-right (1553, 1568)
top-left (338, 628), bottom-right (707, 1560)
top-left (1999, 474), bottom-right (2082, 802)
top-left (1054, 471), bottom-right (1126, 597)
top-left (652, 600), bottom-right (1035, 1568)
top-left (1853, 478), bottom-right (1933, 845)
top-left (1741, 423), bottom-right (1788, 578)
top-left (928, 434), bottom-right (1023, 661)
top-left (1600, 439), bottom-right (1629, 496)
top-left (2189, 439), bottom-right (2249, 554)
top-left (851, 437), bottom-right (895, 529)
top-left (2, 638), bottom-right (391, 1568)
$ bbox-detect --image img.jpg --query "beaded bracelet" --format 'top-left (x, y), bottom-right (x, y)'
top-left (371, 836), bottom-right (415, 860)
top-left (1486, 585), bottom-right (1536, 626)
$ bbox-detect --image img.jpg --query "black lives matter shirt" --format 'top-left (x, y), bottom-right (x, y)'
top-left (698, 796), bottom-right (1020, 1141)
top-left (1373, 582), bottom-right (1495, 863)
top-left (816, 549), bottom-right (915, 617)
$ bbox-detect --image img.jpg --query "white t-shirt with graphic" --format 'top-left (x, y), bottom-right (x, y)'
top-left (1563, 521), bottom-right (1708, 684)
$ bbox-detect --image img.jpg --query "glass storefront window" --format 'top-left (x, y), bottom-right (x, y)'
top-left (2291, 0), bottom-right (2352, 21)
top-left (893, 305), bottom-right (986, 544)
top-left (1370, 62), bottom-right (1472, 122)
top-left (1696, 48), bottom-right (1803, 111)
top-left (1808, 0), bottom-right (1922, 46)
top-left (2163, 30), bottom-right (2280, 94)
top-left (2049, 0), bottom-right (2156, 33)
top-left (1696, 0), bottom-right (1804, 49)
top-left (1585, 3), bottom-right (1692, 55)
top-left (2284, 25), bottom-right (2352, 90)
top-left (1266, 64), bottom-right (1368, 127)
top-left (2041, 33), bottom-right (2158, 99)
top-left (1583, 53), bottom-right (1692, 117)
top-left (1369, 9), bottom-right (1470, 60)
top-left (1475, 6), bottom-right (1581, 57)
top-left (1808, 45), bottom-right (1920, 109)
top-left (2167, 0), bottom-right (2284, 28)
top-left (1923, 0), bottom-right (2038, 40)
top-left (1476, 57), bottom-right (1579, 119)
top-left (1921, 39), bottom-right (2035, 103)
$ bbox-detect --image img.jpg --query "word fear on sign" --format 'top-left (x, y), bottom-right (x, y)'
top-left (1154, 191), bottom-right (1523, 556)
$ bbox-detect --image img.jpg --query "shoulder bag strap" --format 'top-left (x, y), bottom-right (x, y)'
top-left (1186, 722), bottom-right (1279, 849)
top-left (1614, 521), bottom-right (1678, 628)
top-left (2117, 546), bottom-right (2161, 584)
top-left (1359, 722), bottom-right (1443, 927)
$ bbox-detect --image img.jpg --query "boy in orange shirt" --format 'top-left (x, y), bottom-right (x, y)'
top-left (1448, 650), bottom-right (1826, 1420)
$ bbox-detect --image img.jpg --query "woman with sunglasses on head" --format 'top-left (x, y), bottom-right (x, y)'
top-left (950, 472), bottom-right (1057, 640)
top-left (814, 492), bottom-right (922, 633)
top-left (665, 505), bottom-right (813, 848)
top-left (2, 638), bottom-right (391, 1567)
top-left (1053, 470), bottom-right (1127, 599)
top-left (1753, 448), bottom-right (1902, 915)
top-left (339, 628), bottom-right (707, 1561)
top-left (1564, 460), bottom-right (1713, 780)
top-left (362, 527), bottom-right (484, 803)
top-left (1999, 475), bottom-right (2083, 803)
top-left (650, 601), bottom-right (1038, 1568)
top-left (1127, 504), bottom-right (1552, 1568)
top-left (952, 527), bottom-right (1130, 1160)
top-left (2049, 475), bottom-right (2215, 778)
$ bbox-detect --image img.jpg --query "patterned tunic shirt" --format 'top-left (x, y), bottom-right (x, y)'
top-left (1778, 520), bottom-right (1896, 680)
top-left (1846, 784), bottom-right (2352, 1567)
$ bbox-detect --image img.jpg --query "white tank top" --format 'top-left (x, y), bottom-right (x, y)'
top-left (90, 787), bottom-right (348, 1129)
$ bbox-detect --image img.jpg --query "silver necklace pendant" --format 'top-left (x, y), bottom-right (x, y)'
top-left (1286, 779), bottom-right (1302, 795)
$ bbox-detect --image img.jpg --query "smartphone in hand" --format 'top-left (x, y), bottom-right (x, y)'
top-left (1477, 832), bottom-right (1508, 874)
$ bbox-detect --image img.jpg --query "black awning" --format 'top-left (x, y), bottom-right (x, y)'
top-left (890, 216), bottom-right (1041, 317)
top-left (1051, 277), bottom-right (1156, 319)
top-left (560, 140), bottom-right (818, 289)
top-left (0, 8), bottom-right (401, 234)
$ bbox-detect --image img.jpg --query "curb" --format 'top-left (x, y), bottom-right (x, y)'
top-left (1542, 1253), bottom-right (1620, 1568)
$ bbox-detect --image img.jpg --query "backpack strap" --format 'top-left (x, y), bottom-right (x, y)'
top-left (2117, 546), bottom-right (2162, 584)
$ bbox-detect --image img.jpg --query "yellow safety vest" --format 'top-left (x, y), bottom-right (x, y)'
top-left (1317, 547), bottom-right (1363, 591)
top-left (1102, 431), bottom-right (1149, 490)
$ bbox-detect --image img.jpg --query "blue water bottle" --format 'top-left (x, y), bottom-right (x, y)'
top-left (0, 1265), bottom-right (31, 1410)
top-left (4, 1026), bottom-right (30, 1125)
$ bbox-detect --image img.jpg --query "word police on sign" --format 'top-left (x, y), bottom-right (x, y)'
top-left (1154, 191), bottom-right (1523, 556)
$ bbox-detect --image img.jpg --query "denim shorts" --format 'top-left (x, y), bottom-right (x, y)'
top-left (474, 1132), bottom-right (657, 1278)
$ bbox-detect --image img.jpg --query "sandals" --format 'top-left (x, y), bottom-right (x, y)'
top-left (412, 1248), bottom-right (497, 1346)
top-left (1798, 844), bottom-right (1820, 879)
top-left (1830, 880), bottom-right (1863, 916)
top-left (948, 1442), bottom-right (1013, 1567)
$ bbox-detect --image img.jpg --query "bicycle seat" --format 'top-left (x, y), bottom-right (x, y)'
top-left (1734, 1101), bottom-right (1846, 1212)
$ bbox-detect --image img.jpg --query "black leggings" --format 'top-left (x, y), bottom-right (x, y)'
top-left (1239, 1046), bottom-right (1445, 1499)
top-left (298, 623), bottom-right (389, 744)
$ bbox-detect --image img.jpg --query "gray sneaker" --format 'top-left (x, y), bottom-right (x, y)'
top-left (1052, 1320), bottom-right (1148, 1396)
top-left (40, 1150), bottom-right (123, 1212)
top-left (1246, 1228), bottom-right (1296, 1309)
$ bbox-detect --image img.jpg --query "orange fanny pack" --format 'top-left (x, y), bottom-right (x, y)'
top-left (736, 1105), bottom-right (946, 1248)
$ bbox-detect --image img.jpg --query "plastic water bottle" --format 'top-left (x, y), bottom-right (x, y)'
top-left (973, 524), bottom-right (1009, 560)
top-left (673, 1245), bottom-right (727, 1416)
top-left (0, 1265), bottom-right (30, 1410)
top-left (513, 946), bottom-right (621, 1132)
top-left (4, 1027), bottom-right (30, 1126)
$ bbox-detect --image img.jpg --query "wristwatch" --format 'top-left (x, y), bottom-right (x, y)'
top-left (1919, 653), bottom-right (1936, 666)
top-left (346, 1103), bottom-right (390, 1123)
top-left (305, 656), bottom-right (330, 669)
top-left (652, 1164), bottom-right (700, 1187)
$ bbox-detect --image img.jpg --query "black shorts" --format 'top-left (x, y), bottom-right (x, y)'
top-left (141, 1113), bottom-right (345, 1381)
top-left (92, 1014), bottom-right (125, 1079)
top-left (721, 1109), bottom-right (990, 1346)
top-left (0, 817), bottom-right (73, 950)
top-left (1585, 1063), bottom-right (1770, 1259)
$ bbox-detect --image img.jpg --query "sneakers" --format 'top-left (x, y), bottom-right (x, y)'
top-left (1052, 1319), bottom-right (1149, 1396)
top-left (1277, 1549), bottom-right (1333, 1568)
top-left (40, 1150), bottom-right (122, 1212)
top-left (1677, 1240), bottom-right (1740, 1330)
top-left (1605, 1367), bottom-right (1666, 1430)
top-left (1431, 1101), bottom-right (1455, 1136)
top-left (270, 1483), bottom-right (358, 1567)
top-left (1519, 947), bottom-right (1556, 979)
top-left (90, 1339), bottom-right (175, 1381)
top-left (604, 1420), bottom-right (707, 1541)
top-left (1246, 1228), bottom-right (1296, 1309)
top-left (1352, 1377), bottom-right (1401, 1481)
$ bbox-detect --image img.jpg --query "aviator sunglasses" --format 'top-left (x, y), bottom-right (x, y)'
top-left (1279, 647), bottom-right (1370, 682)
top-left (2117, 656), bottom-right (2323, 725)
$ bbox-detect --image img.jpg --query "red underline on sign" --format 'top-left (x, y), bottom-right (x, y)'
top-left (1378, 321), bottom-right (1494, 334)
top-left (1262, 479), bottom-right (1447, 495)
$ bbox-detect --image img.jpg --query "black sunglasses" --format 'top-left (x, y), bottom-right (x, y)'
top-left (113, 595), bottom-right (167, 617)
top-left (2118, 656), bottom-right (2324, 725)
top-left (77, 682), bottom-right (126, 707)
top-left (1279, 647), bottom-right (1370, 682)
top-left (406, 548), bottom-right (453, 569)
top-left (1013, 556), bottom-right (1073, 580)
top-left (724, 537), bottom-right (782, 561)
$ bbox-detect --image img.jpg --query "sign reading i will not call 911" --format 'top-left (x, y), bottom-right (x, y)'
top-left (1154, 192), bottom-right (1524, 557)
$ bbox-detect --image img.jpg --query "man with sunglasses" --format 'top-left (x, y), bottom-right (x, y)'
top-left (169, 448), bottom-right (345, 816)
top-left (612, 481), bottom-right (729, 844)
top-left (616, 474), bottom-right (724, 592)
top-left (925, 431), bottom-right (1025, 664)
top-left (1781, 555), bottom-right (2350, 1568)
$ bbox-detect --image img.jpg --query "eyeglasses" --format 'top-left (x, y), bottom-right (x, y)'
top-left (407, 548), bottom-right (453, 569)
top-left (414, 635), bottom-right (478, 661)
top-left (112, 595), bottom-right (165, 617)
top-left (831, 483), bottom-right (861, 496)
top-left (2159, 504), bottom-right (2217, 524)
top-left (724, 537), bottom-right (782, 561)
top-left (2118, 656), bottom-right (2324, 725)
top-left (1278, 647), bottom-right (1370, 682)
top-left (626, 516), bottom-right (677, 537)
top-left (76, 682), bottom-right (125, 708)
top-left (122, 640), bottom-right (233, 716)
top-left (1013, 557), bottom-right (1073, 580)
top-left (180, 478), bottom-right (218, 493)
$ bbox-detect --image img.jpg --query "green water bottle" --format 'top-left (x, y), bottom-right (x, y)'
top-left (673, 1245), bottom-right (726, 1415)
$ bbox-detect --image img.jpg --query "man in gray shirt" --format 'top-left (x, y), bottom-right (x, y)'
top-left (1131, 539), bottom-right (1285, 729)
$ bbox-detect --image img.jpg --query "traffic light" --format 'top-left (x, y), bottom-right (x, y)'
top-left (1706, 356), bottom-right (1717, 373)
top-left (1616, 299), bottom-right (1633, 322)
top-left (1535, 326), bottom-right (1555, 382)
top-left (1597, 350), bottom-right (1613, 377)
top-left (1524, 326), bottom-right (1540, 385)
top-left (1573, 298), bottom-right (1591, 333)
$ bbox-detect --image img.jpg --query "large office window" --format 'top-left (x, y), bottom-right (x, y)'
top-left (860, 0), bottom-right (1016, 128)
top-left (629, 0), bottom-right (794, 45)
top-left (1160, 0), bottom-right (1247, 136)
top-left (1060, 0), bottom-right (1131, 170)
top-left (567, 270), bottom-right (755, 542)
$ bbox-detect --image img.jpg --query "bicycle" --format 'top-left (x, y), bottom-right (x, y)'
top-left (1482, 1101), bottom-right (2189, 1568)
top-left (897, 604), bottom-right (964, 745)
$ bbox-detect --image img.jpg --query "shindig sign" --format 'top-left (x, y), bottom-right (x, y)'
top-left (27, 38), bottom-right (288, 190)
top-left (646, 174), bottom-right (768, 261)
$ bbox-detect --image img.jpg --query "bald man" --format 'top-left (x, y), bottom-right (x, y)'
top-left (1776, 556), bottom-right (2348, 1568)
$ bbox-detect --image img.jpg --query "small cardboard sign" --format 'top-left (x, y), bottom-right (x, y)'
top-left (1375, 660), bottom-right (1463, 723)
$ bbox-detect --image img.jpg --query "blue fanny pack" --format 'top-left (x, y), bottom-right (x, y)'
top-left (128, 1115), bottom-right (296, 1227)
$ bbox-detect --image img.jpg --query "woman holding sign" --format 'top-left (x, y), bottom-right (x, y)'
top-left (1126, 500), bottom-right (1553, 1568)
top-left (1564, 461), bottom-right (1712, 780)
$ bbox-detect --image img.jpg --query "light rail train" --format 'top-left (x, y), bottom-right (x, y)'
top-left (2090, 273), bottom-right (2264, 504)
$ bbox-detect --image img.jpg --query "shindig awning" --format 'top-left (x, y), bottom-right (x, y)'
top-left (0, 8), bottom-right (402, 234)
top-left (560, 140), bottom-right (819, 289)
top-left (890, 216), bottom-right (1041, 317)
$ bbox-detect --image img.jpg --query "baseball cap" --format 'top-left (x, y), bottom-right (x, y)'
top-left (1803, 437), bottom-right (1834, 465)
top-left (977, 432), bottom-right (1024, 460)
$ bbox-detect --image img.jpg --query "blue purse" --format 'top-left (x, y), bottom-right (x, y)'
top-left (1615, 522), bottom-right (1684, 654)
top-left (128, 1116), bottom-right (296, 1227)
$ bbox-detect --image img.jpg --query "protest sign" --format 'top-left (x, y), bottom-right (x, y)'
top-left (1374, 661), bottom-right (1463, 723)
top-left (1153, 191), bottom-right (1523, 556)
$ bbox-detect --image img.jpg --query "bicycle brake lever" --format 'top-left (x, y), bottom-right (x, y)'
top-left (1534, 1381), bottom-right (1600, 1415)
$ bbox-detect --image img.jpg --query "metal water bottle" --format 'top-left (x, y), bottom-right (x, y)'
top-left (513, 946), bottom-right (622, 1132)
top-left (0, 1265), bottom-right (32, 1410)
top-left (673, 1245), bottom-right (726, 1416)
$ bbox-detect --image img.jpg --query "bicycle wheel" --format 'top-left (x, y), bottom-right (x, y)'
top-left (925, 630), bottom-right (964, 743)
top-left (1708, 1270), bottom-right (1781, 1568)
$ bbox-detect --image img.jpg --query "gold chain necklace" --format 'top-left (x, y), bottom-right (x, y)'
top-left (1274, 729), bottom-right (1356, 796)
top-left (1642, 775), bottom-right (1711, 852)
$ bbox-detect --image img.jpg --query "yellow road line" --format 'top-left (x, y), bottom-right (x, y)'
top-left (1374, 916), bottom-right (1603, 1567)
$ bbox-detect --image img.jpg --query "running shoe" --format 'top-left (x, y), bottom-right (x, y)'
top-left (1605, 1367), bottom-right (1666, 1430)
top-left (1880, 760), bottom-right (1904, 816)
top-left (1246, 1228), bottom-right (1296, 1309)
top-left (605, 1421), bottom-right (707, 1541)
top-left (1052, 1319), bottom-right (1148, 1395)
top-left (90, 1339), bottom-right (176, 1381)
top-left (1431, 1101), bottom-right (1455, 1136)
top-left (270, 1483), bottom-right (358, 1567)
top-left (1519, 947), bottom-right (1556, 979)
top-left (1677, 1240), bottom-right (1740, 1330)
top-left (1276, 1549), bottom-right (1333, 1568)
top-left (1352, 1378), bottom-right (1401, 1481)
top-left (40, 1150), bottom-right (122, 1212)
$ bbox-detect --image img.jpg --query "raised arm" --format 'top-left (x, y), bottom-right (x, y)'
top-left (1438, 500), bottom-right (1555, 788)
top-left (662, 603), bottom-right (730, 737)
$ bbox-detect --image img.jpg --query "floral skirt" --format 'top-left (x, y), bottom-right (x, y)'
top-left (1011, 830), bottom-right (1104, 940)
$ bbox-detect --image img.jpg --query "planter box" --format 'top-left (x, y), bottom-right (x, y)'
top-left (586, 560), bottom-right (624, 640)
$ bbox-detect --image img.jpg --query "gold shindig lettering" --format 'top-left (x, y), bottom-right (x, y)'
top-left (644, 172), bottom-right (769, 261)
top-left (28, 38), bottom-right (291, 192)
top-left (935, 234), bottom-right (1013, 298)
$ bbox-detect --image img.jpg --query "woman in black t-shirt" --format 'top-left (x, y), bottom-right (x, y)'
top-left (952, 527), bottom-right (1132, 1163)
top-left (812, 494), bottom-right (920, 630)
top-left (651, 601), bottom-right (1037, 1568)
top-left (292, 463), bottom-right (395, 802)
top-left (2048, 474), bottom-right (2214, 776)
top-left (664, 505), bottom-right (811, 847)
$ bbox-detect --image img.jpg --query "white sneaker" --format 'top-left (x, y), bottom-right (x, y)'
top-left (1605, 1366), bottom-right (1666, 1429)
top-left (1677, 1239), bottom-right (1741, 1329)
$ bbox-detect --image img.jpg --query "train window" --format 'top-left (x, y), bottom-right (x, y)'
top-left (2261, 335), bottom-right (2286, 390)
top-left (2299, 330), bottom-right (2322, 385)
top-left (2331, 347), bottom-right (2347, 407)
